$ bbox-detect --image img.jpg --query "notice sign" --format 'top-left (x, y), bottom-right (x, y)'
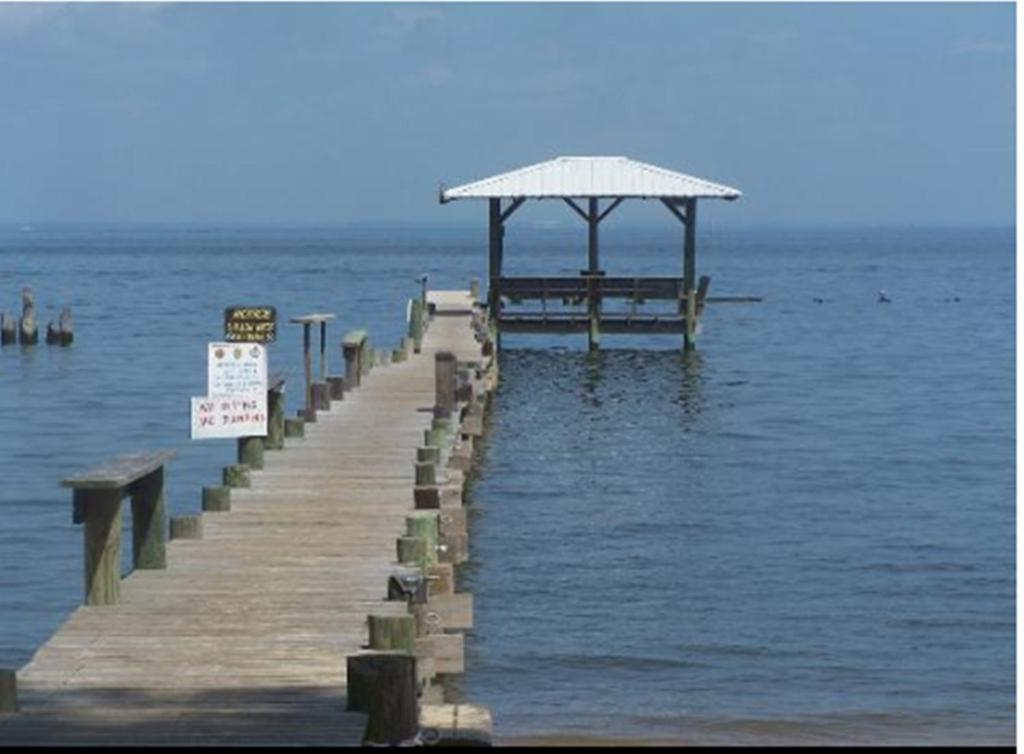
top-left (191, 393), bottom-right (267, 439)
top-left (224, 306), bottom-right (277, 344)
top-left (208, 343), bottom-right (267, 396)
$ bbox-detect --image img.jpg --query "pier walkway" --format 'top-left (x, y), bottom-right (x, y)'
top-left (0, 292), bottom-right (485, 745)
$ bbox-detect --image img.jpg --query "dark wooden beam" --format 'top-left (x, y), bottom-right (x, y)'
top-left (597, 197), bottom-right (624, 223)
top-left (562, 198), bottom-right (589, 222)
top-left (500, 197), bottom-right (526, 224)
top-left (587, 198), bottom-right (599, 272)
top-left (661, 198), bottom-right (688, 225)
top-left (488, 199), bottom-right (502, 316)
top-left (587, 198), bottom-right (600, 350)
top-left (683, 197), bottom-right (697, 350)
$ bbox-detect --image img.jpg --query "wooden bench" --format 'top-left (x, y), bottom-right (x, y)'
top-left (64, 450), bottom-right (176, 606)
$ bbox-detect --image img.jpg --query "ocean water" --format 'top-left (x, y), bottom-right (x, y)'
top-left (0, 225), bottom-right (1014, 745)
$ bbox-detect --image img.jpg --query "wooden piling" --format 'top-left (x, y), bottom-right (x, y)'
top-left (0, 670), bottom-right (16, 714)
top-left (361, 336), bottom-right (373, 377)
top-left (18, 287), bottom-right (37, 345)
top-left (265, 382), bottom-right (286, 450)
top-left (345, 652), bottom-right (419, 746)
top-left (409, 299), bottom-right (424, 353)
top-left (312, 382), bottom-right (330, 411)
top-left (0, 313), bottom-right (14, 345)
top-left (343, 330), bottom-right (368, 390)
top-left (169, 515), bottom-right (203, 540)
top-left (684, 197), bottom-right (697, 351)
top-left (396, 536), bottom-right (428, 566)
top-left (406, 514), bottom-right (439, 564)
top-left (423, 429), bottom-right (440, 449)
top-left (201, 485), bottom-right (231, 512)
top-left (413, 486), bottom-right (440, 510)
top-left (434, 351), bottom-right (457, 420)
top-left (237, 436), bottom-right (265, 470)
top-left (284, 417), bottom-right (305, 438)
top-left (415, 462), bottom-right (437, 487)
top-left (58, 307), bottom-right (73, 345)
top-left (44, 308), bottom-right (73, 346)
top-left (367, 615), bottom-right (416, 653)
top-left (223, 464), bottom-right (251, 488)
top-left (327, 376), bottom-right (345, 401)
top-left (431, 418), bottom-right (452, 446)
top-left (417, 446), bottom-right (441, 465)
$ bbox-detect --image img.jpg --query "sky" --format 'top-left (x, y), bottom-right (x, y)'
top-left (0, 2), bottom-right (1015, 227)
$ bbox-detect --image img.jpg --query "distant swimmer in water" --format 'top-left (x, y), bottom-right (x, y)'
top-left (878, 290), bottom-right (891, 303)
top-left (812, 297), bottom-right (824, 304)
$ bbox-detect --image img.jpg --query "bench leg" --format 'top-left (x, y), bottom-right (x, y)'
top-left (131, 468), bottom-right (167, 571)
top-left (82, 489), bottom-right (123, 606)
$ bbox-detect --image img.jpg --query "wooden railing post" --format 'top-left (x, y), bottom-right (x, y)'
top-left (169, 515), bottom-right (202, 540)
top-left (346, 652), bottom-right (419, 746)
top-left (237, 435), bottom-right (264, 470)
top-left (264, 377), bottom-right (286, 451)
top-left (408, 299), bottom-right (424, 353)
top-left (360, 336), bottom-right (373, 377)
top-left (343, 330), bottom-right (368, 390)
top-left (434, 351), bottom-right (456, 420)
top-left (343, 342), bottom-right (360, 389)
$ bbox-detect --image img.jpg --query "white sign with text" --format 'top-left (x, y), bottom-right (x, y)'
top-left (190, 393), bottom-right (267, 439)
top-left (208, 342), bottom-right (267, 396)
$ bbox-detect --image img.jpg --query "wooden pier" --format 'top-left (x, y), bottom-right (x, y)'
top-left (0, 289), bottom-right (497, 746)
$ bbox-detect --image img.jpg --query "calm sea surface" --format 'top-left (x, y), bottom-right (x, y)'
top-left (0, 225), bottom-right (1014, 745)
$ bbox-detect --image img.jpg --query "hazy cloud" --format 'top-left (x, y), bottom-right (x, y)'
top-left (0, 3), bottom-right (66, 40)
top-left (952, 39), bottom-right (1011, 56)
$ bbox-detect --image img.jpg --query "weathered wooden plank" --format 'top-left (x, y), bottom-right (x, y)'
top-left (61, 451), bottom-right (177, 490)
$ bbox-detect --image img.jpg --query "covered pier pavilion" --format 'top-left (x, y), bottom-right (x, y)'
top-left (440, 155), bottom-right (745, 350)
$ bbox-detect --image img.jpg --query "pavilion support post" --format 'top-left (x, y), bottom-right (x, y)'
top-left (319, 321), bottom-right (328, 381)
top-left (587, 198), bottom-right (601, 351)
top-left (300, 322), bottom-right (314, 420)
top-left (684, 198), bottom-right (698, 351)
top-left (488, 199), bottom-right (501, 323)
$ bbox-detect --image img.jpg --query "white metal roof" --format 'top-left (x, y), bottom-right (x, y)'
top-left (440, 156), bottom-right (741, 202)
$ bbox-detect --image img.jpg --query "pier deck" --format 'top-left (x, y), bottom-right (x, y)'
top-left (0, 295), bottom-right (483, 745)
